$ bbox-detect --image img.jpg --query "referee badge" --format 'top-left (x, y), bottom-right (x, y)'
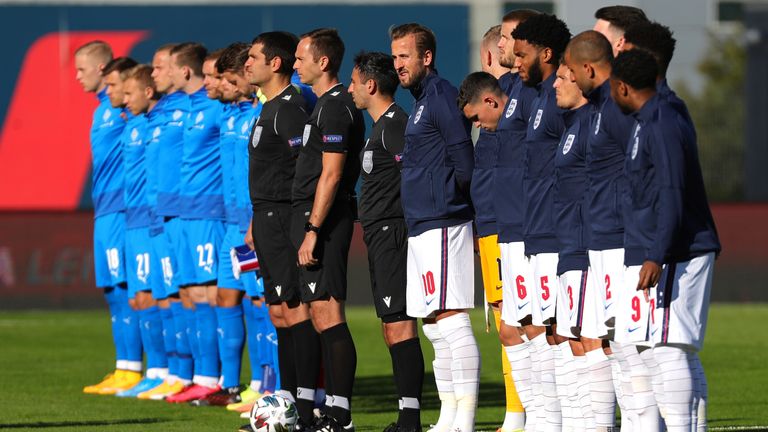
top-left (251, 126), bottom-right (263, 148)
top-left (505, 99), bottom-right (518, 118)
top-left (533, 109), bottom-right (543, 129)
top-left (562, 134), bottom-right (575, 154)
top-left (303, 124), bottom-right (312, 146)
top-left (362, 150), bottom-right (373, 174)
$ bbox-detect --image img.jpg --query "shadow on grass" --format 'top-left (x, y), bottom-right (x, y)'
top-left (0, 418), bottom-right (168, 429)
top-left (353, 373), bottom-right (506, 414)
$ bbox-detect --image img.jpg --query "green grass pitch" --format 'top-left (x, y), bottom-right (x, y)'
top-left (0, 304), bottom-right (766, 431)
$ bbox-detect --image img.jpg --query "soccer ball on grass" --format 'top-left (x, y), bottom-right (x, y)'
top-left (249, 394), bottom-right (299, 432)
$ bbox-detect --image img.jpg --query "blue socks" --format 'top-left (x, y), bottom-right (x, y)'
top-left (139, 306), bottom-right (168, 373)
top-left (185, 306), bottom-right (201, 377)
top-left (216, 304), bottom-right (245, 389)
top-left (171, 301), bottom-right (193, 382)
top-left (244, 301), bottom-right (263, 385)
top-left (103, 287), bottom-right (126, 366)
top-left (195, 303), bottom-right (220, 383)
top-left (160, 306), bottom-right (178, 378)
top-left (122, 293), bottom-right (143, 371)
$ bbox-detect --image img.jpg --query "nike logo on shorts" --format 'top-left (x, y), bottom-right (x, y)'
top-left (517, 302), bottom-right (529, 310)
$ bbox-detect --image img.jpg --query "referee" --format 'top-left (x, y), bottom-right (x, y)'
top-left (348, 51), bottom-right (424, 432)
top-left (293, 28), bottom-right (365, 431)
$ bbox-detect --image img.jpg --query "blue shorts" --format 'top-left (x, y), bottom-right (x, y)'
top-left (178, 219), bottom-right (225, 286)
top-left (93, 212), bottom-right (126, 288)
top-left (217, 224), bottom-right (266, 297)
top-left (164, 217), bottom-right (187, 286)
top-left (150, 229), bottom-right (178, 299)
top-left (125, 227), bottom-right (152, 299)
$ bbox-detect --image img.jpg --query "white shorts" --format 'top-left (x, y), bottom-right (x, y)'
top-left (651, 253), bottom-right (715, 351)
top-left (555, 269), bottom-right (590, 339)
top-left (531, 252), bottom-right (558, 326)
top-left (499, 241), bottom-right (534, 325)
top-left (579, 266), bottom-right (609, 339)
top-left (614, 265), bottom-right (653, 344)
top-left (587, 248), bottom-right (625, 329)
top-left (406, 221), bottom-right (475, 318)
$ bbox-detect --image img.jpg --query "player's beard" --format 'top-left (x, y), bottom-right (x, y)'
top-left (523, 59), bottom-right (544, 87)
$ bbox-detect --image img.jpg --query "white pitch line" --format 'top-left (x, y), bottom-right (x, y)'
top-left (710, 426), bottom-right (768, 431)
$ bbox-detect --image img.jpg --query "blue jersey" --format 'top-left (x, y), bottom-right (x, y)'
top-left (155, 91), bottom-right (190, 217)
top-left (234, 102), bottom-right (260, 232)
top-left (623, 94), bottom-right (720, 266)
top-left (143, 103), bottom-right (165, 234)
top-left (179, 87), bottom-right (225, 220)
top-left (494, 74), bottom-right (538, 243)
top-left (90, 88), bottom-right (127, 217)
top-left (470, 72), bottom-right (516, 238)
top-left (402, 71), bottom-right (474, 236)
top-left (523, 73), bottom-right (566, 254)
top-left (220, 100), bottom-right (259, 229)
top-left (585, 80), bottom-right (635, 250)
top-left (122, 113), bottom-right (150, 229)
top-left (554, 105), bottom-right (591, 274)
top-left (658, 79), bottom-right (695, 139)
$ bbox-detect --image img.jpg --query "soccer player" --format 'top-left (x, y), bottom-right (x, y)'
top-left (492, 10), bottom-right (543, 430)
top-left (293, 28), bottom-right (365, 431)
top-left (164, 42), bottom-right (226, 403)
top-left (621, 21), bottom-right (707, 431)
top-left (473, 23), bottom-right (526, 432)
top-left (348, 51), bottom-right (425, 432)
top-left (244, 31), bottom-right (312, 426)
top-left (551, 60), bottom-right (594, 431)
top-left (76, 42), bottom-right (142, 395)
top-left (511, 13), bottom-right (571, 430)
top-left (564, 25), bottom-right (642, 431)
top-left (135, 43), bottom-right (197, 401)
top-left (610, 48), bottom-right (720, 432)
top-left (593, 5), bottom-right (648, 57)
top-left (390, 23), bottom-right (478, 432)
top-left (116, 62), bottom-right (174, 398)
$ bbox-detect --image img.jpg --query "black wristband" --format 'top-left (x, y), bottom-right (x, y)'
top-left (304, 221), bottom-right (321, 233)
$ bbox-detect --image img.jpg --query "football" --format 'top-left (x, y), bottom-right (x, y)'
top-left (249, 394), bottom-right (299, 432)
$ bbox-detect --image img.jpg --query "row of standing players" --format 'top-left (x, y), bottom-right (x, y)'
top-left (75, 6), bottom-right (721, 432)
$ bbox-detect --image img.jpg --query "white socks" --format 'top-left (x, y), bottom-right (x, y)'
top-left (574, 355), bottom-right (596, 430)
top-left (438, 313), bottom-right (480, 432)
top-left (624, 344), bottom-right (661, 431)
top-left (504, 342), bottom-right (533, 416)
top-left (555, 341), bottom-right (577, 432)
top-left (653, 345), bottom-right (694, 432)
top-left (423, 323), bottom-right (456, 432)
top-left (586, 348), bottom-right (616, 430)
top-left (690, 353), bottom-right (708, 432)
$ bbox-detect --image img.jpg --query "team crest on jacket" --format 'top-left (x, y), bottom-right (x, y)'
top-left (362, 150), bottom-right (374, 174)
top-left (102, 109), bottom-right (112, 122)
top-left (195, 111), bottom-right (204, 124)
top-left (152, 127), bottom-right (161, 139)
top-left (414, 105), bottom-right (424, 124)
top-left (505, 99), bottom-right (518, 118)
top-left (562, 134), bottom-right (575, 154)
top-left (130, 128), bottom-right (139, 142)
top-left (631, 136), bottom-right (639, 160)
top-left (227, 116), bottom-right (235, 130)
top-left (533, 109), bottom-right (543, 129)
top-left (303, 124), bottom-right (312, 146)
top-left (251, 126), bottom-right (263, 148)
top-left (241, 120), bottom-right (250, 134)
top-left (172, 110), bottom-right (183, 121)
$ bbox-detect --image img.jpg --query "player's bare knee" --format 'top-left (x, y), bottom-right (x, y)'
top-left (499, 321), bottom-right (524, 346)
top-left (217, 287), bottom-right (243, 307)
top-left (310, 298), bottom-right (345, 332)
top-left (382, 318), bottom-right (417, 346)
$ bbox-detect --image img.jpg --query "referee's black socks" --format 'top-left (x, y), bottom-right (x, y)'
top-left (321, 322), bottom-right (357, 426)
top-left (390, 337), bottom-right (424, 429)
top-left (291, 319), bottom-right (321, 424)
top-left (275, 326), bottom-right (297, 401)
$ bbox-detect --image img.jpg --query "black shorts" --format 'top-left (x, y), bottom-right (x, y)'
top-left (252, 205), bottom-right (300, 305)
top-left (363, 218), bottom-right (410, 321)
top-left (290, 199), bottom-right (354, 302)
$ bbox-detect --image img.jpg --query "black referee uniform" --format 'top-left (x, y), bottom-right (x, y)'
top-left (291, 83), bottom-right (366, 302)
top-left (359, 103), bottom-right (410, 322)
top-left (249, 84), bottom-right (308, 305)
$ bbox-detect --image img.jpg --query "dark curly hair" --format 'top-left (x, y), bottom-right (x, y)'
top-left (624, 21), bottom-right (676, 77)
top-left (511, 13), bottom-right (571, 65)
top-left (611, 49), bottom-right (658, 91)
top-left (353, 51), bottom-right (399, 97)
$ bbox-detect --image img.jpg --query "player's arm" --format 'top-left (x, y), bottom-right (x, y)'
top-left (381, 116), bottom-right (406, 171)
top-left (298, 100), bottom-right (352, 267)
top-left (637, 118), bottom-right (687, 291)
top-left (435, 94), bottom-right (474, 194)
